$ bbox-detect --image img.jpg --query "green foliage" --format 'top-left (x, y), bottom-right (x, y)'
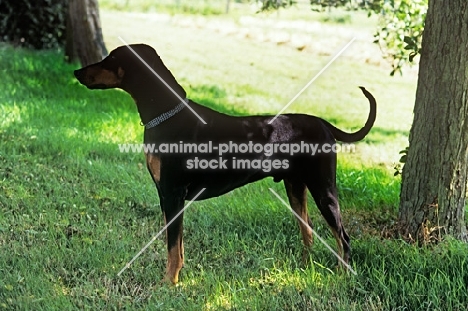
top-left (0, 0), bottom-right (68, 49)
top-left (258, 0), bottom-right (427, 75)
top-left (259, 0), bottom-right (382, 12)
top-left (394, 146), bottom-right (408, 176)
top-left (372, 0), bottom-right (427, 75)
top-left (259, 0), bottom-right (297, 11)
top-left (309, 0), bottom-right (379, 11)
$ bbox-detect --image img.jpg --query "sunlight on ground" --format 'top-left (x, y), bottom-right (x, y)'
top-left (0, 104), bottom-right (22, 128)
top-left (202, 267), bottom-right (324, 310)
top-left (98, 119), bottom-right (141, 144)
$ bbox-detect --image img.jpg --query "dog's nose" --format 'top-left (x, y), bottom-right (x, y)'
top-left (74, 69), bottom-right (89, 84)
top-left (74, 69), bottom-right (83, 79)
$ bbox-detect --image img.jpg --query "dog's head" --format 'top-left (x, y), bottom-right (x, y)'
top-left (74, 44), bottom-right (160, 90)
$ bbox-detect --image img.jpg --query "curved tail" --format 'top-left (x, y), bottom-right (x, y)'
top-left (324, 86), bottom-right (376, 143)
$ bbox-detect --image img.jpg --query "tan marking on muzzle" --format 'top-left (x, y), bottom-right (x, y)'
top-left (82, 66), bottom-right (125, 87)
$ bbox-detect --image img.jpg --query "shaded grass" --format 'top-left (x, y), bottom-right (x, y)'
top-left (1, 15), bottom-right (467, 311)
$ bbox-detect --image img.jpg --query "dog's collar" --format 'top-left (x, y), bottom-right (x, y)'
top-left (143, 98), bottom-right (188, 129)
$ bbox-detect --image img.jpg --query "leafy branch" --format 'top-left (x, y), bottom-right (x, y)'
top-left (371, 0), bottom-right (427, 76)
top-left (258, 0), bottom-right (427, 76)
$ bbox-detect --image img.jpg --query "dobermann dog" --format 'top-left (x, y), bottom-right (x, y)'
top-left (74, 44), bottom-right (376, 284)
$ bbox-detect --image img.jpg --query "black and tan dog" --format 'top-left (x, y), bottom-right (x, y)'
top-left (74, 44), bottom-right (376, 284)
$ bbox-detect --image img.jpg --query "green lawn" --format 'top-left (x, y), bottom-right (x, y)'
top-left (1, 6), bottom-right (467, 311)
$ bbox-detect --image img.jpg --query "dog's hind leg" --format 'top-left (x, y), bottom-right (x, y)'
top-left (284, 179), bottom-right (313, 263)
top-left (307, 180), bottom-right (350, 266)
top-left (161, 189), bottom-right (186, 284)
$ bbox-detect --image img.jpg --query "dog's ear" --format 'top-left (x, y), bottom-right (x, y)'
top-left (143, 46), bottom-right (158, 70)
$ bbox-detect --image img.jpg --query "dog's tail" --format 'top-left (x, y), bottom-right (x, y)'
top-left (324, 86), bottom-right (376, 143)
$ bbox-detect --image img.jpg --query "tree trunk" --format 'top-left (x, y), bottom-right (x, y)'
top-left (66, 0), bottom-right (107, 66)
top-left (399, 1), bottom-right (468, 243)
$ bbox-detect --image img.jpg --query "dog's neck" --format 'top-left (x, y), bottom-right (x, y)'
top-left (131, 90), bottom-right (187, 125)
top-left (122, 69), bottom-right (187, 125)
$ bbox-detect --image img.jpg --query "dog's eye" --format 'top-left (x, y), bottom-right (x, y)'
top-left (102, 55), bottom-right (118, 69)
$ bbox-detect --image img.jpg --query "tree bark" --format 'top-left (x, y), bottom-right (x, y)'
top-left (399, 1), bottom-right (468, 243)
top-left (66, 0), bottom-right (107, 66)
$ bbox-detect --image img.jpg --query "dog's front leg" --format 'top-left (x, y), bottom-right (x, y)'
top-left (161, 189), bottom-right (186, 284)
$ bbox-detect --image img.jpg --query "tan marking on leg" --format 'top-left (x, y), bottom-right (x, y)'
top-left (293, 196), bottom-right (313, 263)
top-left (163, 211), bottom-right (184, 284)
top-left (146, 153), bottom-right (161, 183)
top-left (330, 227), bottom-right (346, 268)
top-left (165, 241), bottom-right (184, 284)
top-left (291, 195), bottom-right (313, 247)
top-left (284, 180), bottom-right (313, 263)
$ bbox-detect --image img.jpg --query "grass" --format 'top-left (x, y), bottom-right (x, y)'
top-left (1, 6), bottom-right (467, 311)
top-left (100, 0), bottom-right (230, 15)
